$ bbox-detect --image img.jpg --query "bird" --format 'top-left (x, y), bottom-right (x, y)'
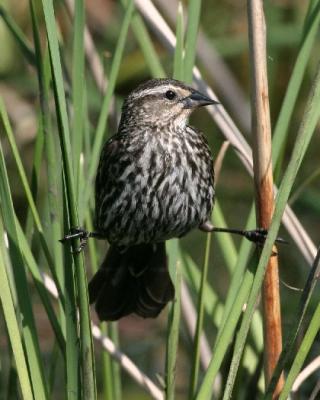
top-left (88, 78), bottom-right (218, 321)
top-left (60, 78), bottom-right (286, 321)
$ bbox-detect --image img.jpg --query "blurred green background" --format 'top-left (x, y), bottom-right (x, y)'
top-left (1, 0), bottom-right (320, 399)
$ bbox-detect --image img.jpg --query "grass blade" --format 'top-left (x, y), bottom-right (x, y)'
top-left (29, 0), bottom-right (65, 300)
top-left (0, 95), bottom-right (64, 305)
top-left (195, 257), bottom-right (256, 399)
top-left (71, 0), bottom-right (85, 195)
top-left (183, 255), bottom-right (222, 325)
top-left (109, 324), bottom-right (122, 400)
top-left (183, 0), bottom-right (202, 82)
top-left (0, 228), bottom-right (34, 399)
top-left (189, 233), bottom-right (212, 397)
top-left (129, 9), bottom-right (166, 78)
top-left (63, 237), bottom-right (80, 399)
top-left (0, 109), bottom-right (49, 399)
top-left (278, 300), bottom-right (320, 399)
top-left (15, 218), bottom-right (66, 353)
top-left (212, 200), bottom-right (238, 273)
top-left (217, 205), bottom-right (255, 330)
top-left (86, 213), bottom-right (118, 400)
top-left (24, 123), bottom-right (44, 240)
top-left (165, 239), bottom-right (182, 400)
top-left (265, 246), bottom-right (320, 398)
top-left (40, 0), bottom-right (96, 396)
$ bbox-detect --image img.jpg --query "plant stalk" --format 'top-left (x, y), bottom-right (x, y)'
top-left (247, 1), bottom-right (284, 396)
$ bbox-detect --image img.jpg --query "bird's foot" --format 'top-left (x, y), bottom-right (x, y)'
top-left (199, 221), bottom-right (288, 247)
top-left (59, 227), bottom-right (91, 253)
top-left (242, 228), bottom-right (288, 246)
top-left (60, 226), bottom-right (89, 243)
top-left (60, 227), bottom-right (106, 253)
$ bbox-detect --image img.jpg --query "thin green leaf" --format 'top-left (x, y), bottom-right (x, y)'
top-left (196, 260), bottom-right (255, 399)
top-left (64, 242), bottom-right (80, 399)
top-left (24, 123), bottom-right (44, 240)
top-left (278, 301), bottom-right (320, 400)
top-left (130, 11), bottom-right (166, 78)
top-left (0, 230), bottom-right (34, 400)
top-left (189, 233), bottom-right (212, 397)
top-left (109, 323), bottom-right (122, 400)
top-left (29, 0), bottom-right (65, 304)
top-left (0, 116), bottom-right (49, 399)
top-left (15, 218), bottom-right (66, 354)
top-left (183, 0), bottom-right (202, 82)
top-left (71, 0), bottom-right (85, 195)
top-left (289, 167), bottom-right (320, 205)
top-left (61, 176), bottom-right (80, 399)
top-left (0, 97), bottom-right (64, 303)
top-left (183, 254), bottom-right (222, 325)
top-left (166, 239), bottom-right (182, 400)
top-left (265, 246), bottom-right (320, 398)
top-left (40, 0), bottom-right (96, 396)
top-left (85, 212), bottom-right (119, 400)
top-left (212, 200), bottom-right (238, 273)
top-left (217, 205), bottom-right (255, 330)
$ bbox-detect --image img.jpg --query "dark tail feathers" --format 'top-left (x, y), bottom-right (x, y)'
top-left (88, 243), bottom-right (175, 321)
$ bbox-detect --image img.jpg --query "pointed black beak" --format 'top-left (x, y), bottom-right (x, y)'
top-left (183, 89), bottom-right (219, 109)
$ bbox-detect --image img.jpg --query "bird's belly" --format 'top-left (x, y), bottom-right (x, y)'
top-left (103, 168), bottom-right (214, 246)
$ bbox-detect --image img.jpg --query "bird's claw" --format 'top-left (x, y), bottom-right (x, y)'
top-left (59, 226), bottom-right (90, 253)
top-left (243, 228), bottom-right (268, 244)
top-left (243, 228), bottom-right (288, 246)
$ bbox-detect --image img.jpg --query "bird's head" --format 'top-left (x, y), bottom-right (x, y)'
top-left (119, 78), bottom-right (219, 131)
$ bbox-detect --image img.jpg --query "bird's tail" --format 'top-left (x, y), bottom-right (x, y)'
top-left (88, 243), bottom-right (175, 321)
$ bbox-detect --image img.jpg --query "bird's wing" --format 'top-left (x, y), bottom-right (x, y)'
top-left (94, 136), bottom-right (123, 224)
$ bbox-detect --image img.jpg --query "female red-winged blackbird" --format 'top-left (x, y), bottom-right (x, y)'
top-left (60, 79), bottom-right (286, 320)
top-left (88, 79), bottom-right (218, 321)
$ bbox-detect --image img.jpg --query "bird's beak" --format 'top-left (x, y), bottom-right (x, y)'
top-left (182, 90), bottom-right (219, 109)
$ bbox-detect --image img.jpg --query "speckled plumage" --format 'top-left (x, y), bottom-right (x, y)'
top-left (89, 79), bottom-right (217, 321)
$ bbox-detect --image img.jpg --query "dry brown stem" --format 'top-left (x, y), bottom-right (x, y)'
top-left (247, 1), bottom-right (284, 397)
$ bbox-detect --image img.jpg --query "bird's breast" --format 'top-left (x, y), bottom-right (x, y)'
top-left (97, 128), bottom-right (214, 246)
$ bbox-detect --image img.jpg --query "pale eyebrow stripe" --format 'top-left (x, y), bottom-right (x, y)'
top-left (133, 85), bottom-right (189, 99)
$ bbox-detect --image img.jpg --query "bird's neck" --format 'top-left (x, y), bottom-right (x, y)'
top-left (118, 104), bottom-right (189, 133)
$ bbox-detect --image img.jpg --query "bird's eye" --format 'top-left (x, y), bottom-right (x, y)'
top-left (165, 90), bottom-right (176, 100)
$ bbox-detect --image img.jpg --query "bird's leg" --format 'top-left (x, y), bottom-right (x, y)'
top-left (60, 227), bottom-right (106, 253)
top-left (199, 221), bottom-right (288, 245)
